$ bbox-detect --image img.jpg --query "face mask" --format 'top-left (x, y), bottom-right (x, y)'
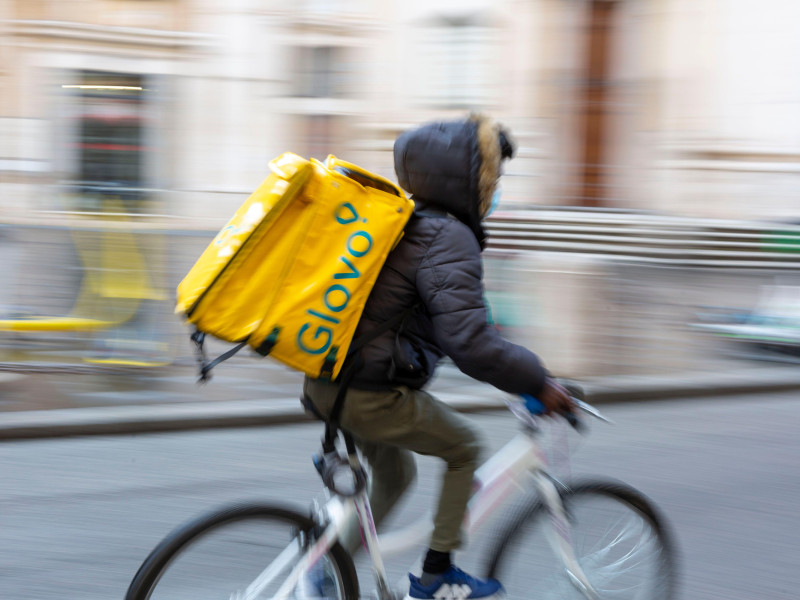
top-left (487, 186), bottom-right (502, 217)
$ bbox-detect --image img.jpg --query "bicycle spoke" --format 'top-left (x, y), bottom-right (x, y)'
top-left (578, 512), bottom-right (642, 556)
top-left (579, 522), bottom-right (650, 571)
top-left (587, 534), bottom-right (660, 577)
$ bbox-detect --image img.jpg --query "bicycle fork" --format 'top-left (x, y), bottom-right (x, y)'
top-left (534, 472), bottom-right (599, 600)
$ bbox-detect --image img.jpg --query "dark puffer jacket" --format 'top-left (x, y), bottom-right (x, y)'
top-left (349, 114), bottom-right (547, 396)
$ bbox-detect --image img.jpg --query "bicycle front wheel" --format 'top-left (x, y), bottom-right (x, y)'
top-left (126, 502), bottom-right (358, 600)
top-left (486, 480), bottom-right (676, 600)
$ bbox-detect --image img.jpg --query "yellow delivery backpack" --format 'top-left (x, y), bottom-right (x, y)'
top-left (176, 152), bottom-right (414, 382)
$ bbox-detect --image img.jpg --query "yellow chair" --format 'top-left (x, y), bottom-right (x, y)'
top-left (0, 225), bottom-right (161, 333)
top-left (0, 198), bottom-right (172, 368)
top-left (82, 228), bottom-right (172, 367)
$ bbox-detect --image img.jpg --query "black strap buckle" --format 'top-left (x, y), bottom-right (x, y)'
top-left (255, 327), bottom-right (281, 356)
top-left (190, 328), bottom-right (247, 383)
top-left (190, 329), bottom-right (211, 382)
top-left (318, 346), bottom-right (338, 381)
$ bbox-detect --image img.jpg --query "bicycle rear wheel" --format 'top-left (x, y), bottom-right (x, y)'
top-left (126, 502), bottom-right (358, 600)
top-left (486, 479), bottom-right (676, 600)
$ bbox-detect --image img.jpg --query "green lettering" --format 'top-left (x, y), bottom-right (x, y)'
top-left (323, 284), bottom-right (350, 312)
top-left (335, 202), bottom-right (359, 225)
top-left (334, 256), bottom-right (361, 280)
top-left (297, 323), bottom-right (332, 355)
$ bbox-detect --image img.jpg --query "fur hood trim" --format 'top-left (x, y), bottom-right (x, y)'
top-left (470, 113), bottom-right (503, 217)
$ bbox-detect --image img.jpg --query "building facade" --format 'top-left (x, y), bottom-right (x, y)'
top-left (1, 0), bottom-right (800, 224)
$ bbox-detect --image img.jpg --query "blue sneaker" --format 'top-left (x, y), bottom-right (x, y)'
top-left (296, 562), bottom-right (336, 598)
top-left (406, 565), bottom-right (505, 599)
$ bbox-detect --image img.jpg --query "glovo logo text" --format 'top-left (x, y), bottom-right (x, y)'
top-left (296, 202), bottom-right (372, 355)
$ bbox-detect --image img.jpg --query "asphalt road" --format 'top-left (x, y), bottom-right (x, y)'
top-left (1, 391), bottom-right (798, 600)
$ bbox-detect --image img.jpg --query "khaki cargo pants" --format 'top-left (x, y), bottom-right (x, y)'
top-left (303, 377), bottom-right (483, 555)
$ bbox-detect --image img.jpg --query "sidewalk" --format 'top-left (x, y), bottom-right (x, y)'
top-left (2, 363), bottom-right (800, 440)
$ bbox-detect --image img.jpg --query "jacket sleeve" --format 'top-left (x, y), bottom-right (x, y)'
top-left (416, 220), bottom-right (548, 396)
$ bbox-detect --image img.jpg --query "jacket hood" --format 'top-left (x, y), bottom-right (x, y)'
top-left (393, 113), bottom-right (513, 248)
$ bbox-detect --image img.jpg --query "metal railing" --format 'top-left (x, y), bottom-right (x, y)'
top-left (486, 211), bottom-right (800, 269)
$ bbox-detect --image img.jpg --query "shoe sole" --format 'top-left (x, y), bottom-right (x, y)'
top-left (403, 592), bottom-right (506, 600)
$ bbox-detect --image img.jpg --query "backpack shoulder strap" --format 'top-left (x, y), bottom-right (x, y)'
top-left (323, 302), bottom-right (421, 451)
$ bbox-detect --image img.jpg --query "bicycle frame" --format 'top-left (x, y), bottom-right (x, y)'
top-left (238, 410), bottom-right (600, 600)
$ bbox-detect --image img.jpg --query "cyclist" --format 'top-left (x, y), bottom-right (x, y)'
top-left (303, 113), bottom-right (573, 600)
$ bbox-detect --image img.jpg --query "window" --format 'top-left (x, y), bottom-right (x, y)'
top-left (78, 114), bottom-right (143, 188)
top-left (417, 22), bottom-right (498, 108)
top-left (64, 71), bottom-right (150, 208)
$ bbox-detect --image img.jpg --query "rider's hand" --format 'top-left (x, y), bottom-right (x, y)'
top-left (538, 377), bottom-right (575, 416)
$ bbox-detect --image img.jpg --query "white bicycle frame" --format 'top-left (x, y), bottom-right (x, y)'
top-left (237, 399), bottom-right (603, 600)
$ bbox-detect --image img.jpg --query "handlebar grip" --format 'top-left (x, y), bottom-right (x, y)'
top-left (521, 393), bottom-right (584, 430)
top-left (521, 393), bottom-right (546, 415)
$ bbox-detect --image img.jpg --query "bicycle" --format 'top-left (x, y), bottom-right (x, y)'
top-left (125, 388), bottom-right (676, 600)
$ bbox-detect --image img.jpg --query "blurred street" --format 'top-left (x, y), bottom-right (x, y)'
top-left (3, 217), bottom-right (800, 417)
top-left (2, 2), bottom-right (800, 599)
top-left (1, 392), bottom-right (798, 600)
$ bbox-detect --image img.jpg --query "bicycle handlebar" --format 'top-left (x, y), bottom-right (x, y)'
top-left (519, 389), bottom-right (612, 430)
top-left (572, 397), bottom-right (613, 423)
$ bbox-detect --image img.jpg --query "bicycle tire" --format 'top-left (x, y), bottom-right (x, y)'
top-left (126, 502), bottom-right (359, 600)
top-left (486, 479), bottom-right (677, 600)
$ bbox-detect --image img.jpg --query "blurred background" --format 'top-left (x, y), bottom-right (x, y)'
top-left (2, 5), bottom-right (800, 599)
top-left (2, 0), bottom-right (800, 405)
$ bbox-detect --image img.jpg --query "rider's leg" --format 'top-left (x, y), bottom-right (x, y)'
top-left (303, 378), bottom-right (482, 554)
top-left (303, 379), bottom-right (502, 599)
top-left (334, 386), bottom-right (502, 599)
